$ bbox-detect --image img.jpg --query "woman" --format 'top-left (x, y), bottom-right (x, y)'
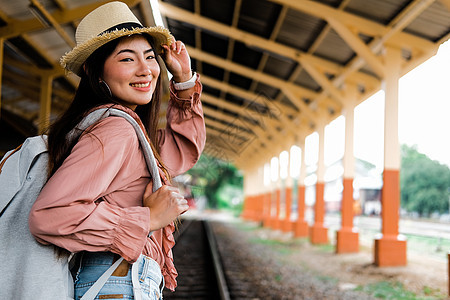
top-left (29, 2), bottom-right (205, 299)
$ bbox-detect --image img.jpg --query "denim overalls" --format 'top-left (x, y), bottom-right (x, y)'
top-left (74, 252), bottom-right (164, 300)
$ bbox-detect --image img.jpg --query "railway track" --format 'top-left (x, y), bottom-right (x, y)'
top-left (164, 219), bottom-right (374, 300)
top-left (163, 219), bottom-right (230, 300)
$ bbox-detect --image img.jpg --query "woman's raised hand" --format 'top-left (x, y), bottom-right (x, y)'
top-left (161, 38), bottom-right (192, 82)
top-left (143, 184), bottom-right (189, 231)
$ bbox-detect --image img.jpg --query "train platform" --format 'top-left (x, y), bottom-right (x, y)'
top-left (185, 210), bottom-right (449, 299)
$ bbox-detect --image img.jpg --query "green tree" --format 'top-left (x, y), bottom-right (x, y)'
top-left (401, 144), bottom-right (450, 217)
top-left (186, 154), bottom-right (243, 209)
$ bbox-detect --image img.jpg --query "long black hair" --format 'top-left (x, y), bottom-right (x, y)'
top-left (47, 34), bottom-right (167, 178)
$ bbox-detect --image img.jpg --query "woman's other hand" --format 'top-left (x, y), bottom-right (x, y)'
top-left (143, 184), bottom-right (189, 231)
top-left (161, 38), bottom-right (192, 82)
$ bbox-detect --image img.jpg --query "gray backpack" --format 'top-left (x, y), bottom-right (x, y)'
top-left (0, 107), bottom-right (162, 300)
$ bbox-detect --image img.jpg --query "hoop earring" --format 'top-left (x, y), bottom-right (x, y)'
top-left (99, 79), bottom-right (112, 97)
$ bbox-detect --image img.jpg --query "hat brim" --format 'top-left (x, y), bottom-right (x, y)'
top-left (61, 26), bottom-right (173, 76)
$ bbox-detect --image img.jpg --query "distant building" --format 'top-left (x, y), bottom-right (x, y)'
top-left (304, 158), bottom-right (382, 215)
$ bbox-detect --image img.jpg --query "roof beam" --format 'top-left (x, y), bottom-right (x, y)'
top-left (201, 75), bottom-right (303, 138)
top-left (269, 0), bottom-right (435, 52)
top-left (159, 1), bottom-right (389, 89)
top-left (29, 0), bottom-right (75, 48)
top-left (208, 93), bottom-right (331, 168)
top-left (51, 0), bottom-right (67, 10)
top-left (4, 55), bottom-right (62, 78)
top-left (0, 8), bottom-right (11, 23)
top-left (301, 54), bottom-right (379, 89)
top-left (3, 68), bottom-right (72, 102)
top-left (206, 125), bottom-right (247, 143)
top-left (220, 0), bottom-right (242, 99)
top-left (388, 0), bottom-right (436, 38)
top-left (205, 119), bottom-right (252, 140)
top-left (159, 1), bottom-right (378, 137)
top-left (234, 130), bottom-right (298, 170)
top-left (440, 0), bottom-right (450, 10)
top-left (186, 46), bottom-right (319, 105)
top-left (0, 0), bottom-right (141, 39)
top-left (201, 75), bottom-right (297, 116)
top-left (202, 106), bottom-right (272, 146)
top-left (20, 34), bottom-right (78, 88)
top-left (299, 59), bottom-right (347, 105)
top-left (202, 93), bottom-right (276, 124)
top-left (248, 4), bottom-right (288, 92)
top-left (203, 93), bottom-right (285, 140)
top-left (204, 134), bottom-right (241, 161)
top-left (189, 47), bottom-right (321, 146)
top-left (325, 18), bottom-right (385, 78)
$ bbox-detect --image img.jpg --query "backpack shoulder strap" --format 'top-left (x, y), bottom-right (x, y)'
top-left (72, 108), bottom-right (161, 300)
top-left (68, 107), bottom-right (162, 192)
top-left (108, 109), bottom-right (162, 192)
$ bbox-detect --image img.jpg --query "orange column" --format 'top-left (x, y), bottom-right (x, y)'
top-left (282, 186), bottom-right (293, 232)
top-left (294, 146), bottom-right (308, 237)
top-left (310, 182), bottom-right (328, 244)
top-left (263, 163), bottom-right (272, 227)
top-left (251, 195), bottom-right (257, 221)
top-left (374, 46), bottom-right (406, 266)
top-left (310, 124), bottom-right (328, 244)
top-left (242, 168), bottom-right (255, 220)
top-left (242, 195), bottom-right (259, 221)
top-left (336, 91), bottom-right (359, 253)
top-left (375, 169), bottom-right (406, 265)
top-left (336, 178), bottom-right (359, 253)
top-left (273, 188), bottom-right (281, 229)
top-left (294, 185), bottom-right (308, 237)
top-left (263, 191), bottom-right (272, 228)
top-left (242, 166), bottom-right (266, 223)
top-left (255, 194), bottom-right (265, 222)
top-left (250, 195), bottom-right (259, 222)
top-left (241, 195), bottom-right (251, 220)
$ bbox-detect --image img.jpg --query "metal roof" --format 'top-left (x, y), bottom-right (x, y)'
top-left (1, 0), bottom-right (450, 170)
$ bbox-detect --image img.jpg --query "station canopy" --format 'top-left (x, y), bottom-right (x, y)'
top-left (1, 0), bottom-right (449, 169)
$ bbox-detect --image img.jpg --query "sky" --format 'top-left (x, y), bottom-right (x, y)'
top-left (320, 40), bottom-right (450, 171)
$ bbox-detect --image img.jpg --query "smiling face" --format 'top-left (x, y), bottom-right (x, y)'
top-left (102, 35), bottom-right (160, 110)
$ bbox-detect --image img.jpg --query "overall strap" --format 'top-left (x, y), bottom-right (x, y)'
top-left (79, 257), bottom-right (124, 300)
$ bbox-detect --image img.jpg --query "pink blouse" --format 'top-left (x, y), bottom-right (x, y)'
top-left (29, 78), bottom-right (205, 291)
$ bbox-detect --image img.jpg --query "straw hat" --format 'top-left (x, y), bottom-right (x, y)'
top-left (60, 1), bottom-right (173, 76)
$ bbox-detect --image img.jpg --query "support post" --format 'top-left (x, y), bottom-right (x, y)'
top-left (273, 187), bottom-right (281, 230)
top-left (336, 85), bottom-right (359, 253)
top-left (241, 168), bottom-right (253, 220)
top-left (38, 75), bottom-right (53, 134)
top-left (242, 166), bottom-right (265, 222)
top-left (310, 124), bottom-right (328, 244)
top-left (282, 184), bottom-right (293, 232)
top-left (263, 163), bottom-right (272, 228)
top-left (374, 45), bottom-right (407, 266)
top-left (294, 145), bottom-right (309, 237)
top-left (263, 191), bottom-right (272, 228)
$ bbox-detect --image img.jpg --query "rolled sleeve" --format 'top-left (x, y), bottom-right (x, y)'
top-left (158, 75), bottom-right (206, 177)
top-left (111, 206), bottom-right (151, 262)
